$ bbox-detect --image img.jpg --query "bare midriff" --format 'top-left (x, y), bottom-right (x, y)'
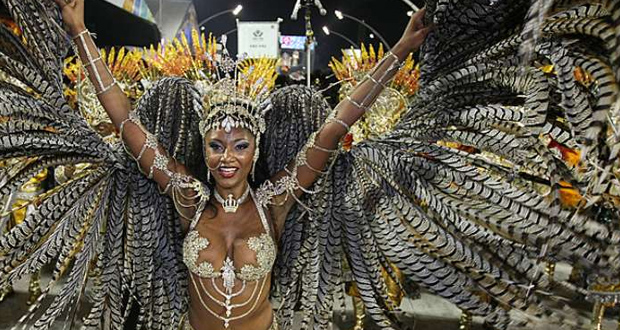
top-left (187, 272), bottom-right (274, 330)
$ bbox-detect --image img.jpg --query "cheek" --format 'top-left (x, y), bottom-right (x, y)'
top-left (236, 147), bottom-right (256, 169)
top-left (204, 149), bottom-right (221, 166)
top-left (239, 148), bottom-right (256, 165)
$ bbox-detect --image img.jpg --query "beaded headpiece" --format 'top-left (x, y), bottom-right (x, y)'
top-left (142, 31), bottom-right (278, 140)
top-left (197, 56), bottom-right (278, 138)
top-left (144, 30), bottom-right (278, 179)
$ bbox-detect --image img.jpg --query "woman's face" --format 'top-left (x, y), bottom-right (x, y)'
top-left (204, 127), bottom-right (256, 189)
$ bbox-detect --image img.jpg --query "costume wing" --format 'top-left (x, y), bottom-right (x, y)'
top-left (0, 1), bottom-right (205, 328)
top-left (269, 1), bottom-right (620, 329)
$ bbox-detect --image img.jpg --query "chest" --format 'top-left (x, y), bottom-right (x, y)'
top-left (182, 206), bottom-right (277, 281)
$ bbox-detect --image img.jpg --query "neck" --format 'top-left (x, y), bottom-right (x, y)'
top-left (215, 182), bottom-right (249, 200)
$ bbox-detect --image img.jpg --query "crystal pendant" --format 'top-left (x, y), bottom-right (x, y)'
top-left (221, 257), bottom-right (236, 293)
top-left (221, 257), bottom-right (236, 328)
top-left (222, 194), bottom-right (239, 213)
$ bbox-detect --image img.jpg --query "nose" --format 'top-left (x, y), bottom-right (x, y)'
top-left (222, 149), bottom-right (233, 162)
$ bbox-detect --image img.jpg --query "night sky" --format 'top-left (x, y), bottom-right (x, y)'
top-left (192, 0), bottom-right (424, 68)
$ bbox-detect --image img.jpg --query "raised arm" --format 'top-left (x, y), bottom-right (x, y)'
top-left (267, 9), bottom-right (432, 220)
top-left (55, 0), bottom-right (207, 226)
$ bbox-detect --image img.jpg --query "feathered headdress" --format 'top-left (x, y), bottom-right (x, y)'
top-left (144, 30), bottom-right (279, 179)
top-left (143, 31), bottom-right (278, 139)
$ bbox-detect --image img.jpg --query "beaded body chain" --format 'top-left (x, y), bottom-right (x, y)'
top-left (186, 190), bottom-right (273, 328)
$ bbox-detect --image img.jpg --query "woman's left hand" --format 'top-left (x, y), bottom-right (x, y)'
top-left (392, 7), bottom-right (433, 60)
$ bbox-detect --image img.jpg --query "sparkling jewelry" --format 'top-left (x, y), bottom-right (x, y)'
top-left (190, 273), bottom-right (267, 328)
top-left (214, 185), bottom-right (251, 213)
top-left (186, 191), bottom-right (272, 328)
top-left (71, 29), bottom-right (118, 95)
top-left (327, 117), bottom-right (351, 132)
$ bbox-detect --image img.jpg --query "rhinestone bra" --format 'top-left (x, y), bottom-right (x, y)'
top-left (182, 191), bottom-right (276, 282)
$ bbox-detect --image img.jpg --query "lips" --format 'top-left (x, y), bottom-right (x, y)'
top-left (218, 166), bottom-right (238, 179)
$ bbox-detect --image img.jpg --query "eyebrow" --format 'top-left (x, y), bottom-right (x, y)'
top-left (234, 138), bottom-right (249, 143)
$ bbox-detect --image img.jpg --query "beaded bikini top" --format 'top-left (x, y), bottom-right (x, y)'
top-left (182, 190), bottom-right (276, 282)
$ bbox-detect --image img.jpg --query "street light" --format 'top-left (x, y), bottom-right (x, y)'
top-left (322, 26), bottom-right (358, 48)
top-left (333, 10), bottom-right (391, 50)
top-left (401, 0), bottom-right (420, 11)
top-left (232, 5), bottom-right (243, 16)
top-left (198, 5), bottom-right (244, 29)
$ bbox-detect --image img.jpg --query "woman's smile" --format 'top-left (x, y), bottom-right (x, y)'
top-left (218, 166), bottom-right (239, 179)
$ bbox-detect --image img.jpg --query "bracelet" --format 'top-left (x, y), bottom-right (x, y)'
top-left (72, 29), bottom-right (118, 96)
top-left (137, 133), bottom-right (159, 162)
top-left (368, 51), bottom-right (404, 81)
top-left (307, 132), bottom-right (338, 153)
top-left (311, 143), bottom-right (338, 154)
top-left (345, 95), bottom-right (370, 112)
top-left (365, 74), bottom-right (387, 89)
top-left (354, 51), bottom-right (404, 109)
top-left (149, 150), bottom-right (171, 179)
top-left (82, 56), bottom-right (103, 68)
top-left (119, 111), bottom-right (144, 140)
top-left (71, 29), bottom-right (90, 41)
top-left (386, 51), bottom-right (402, 64)
top-left (327, 117), bottom-right (350, 132)
top-left (303, 159), bottom-right (330, 175)
top-left (95, 80), bottom-right (118, 96)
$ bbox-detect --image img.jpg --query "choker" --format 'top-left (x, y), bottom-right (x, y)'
top-left (214, 185), bottom-right (251, 213)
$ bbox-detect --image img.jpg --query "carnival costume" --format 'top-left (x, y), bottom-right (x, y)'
top-left (1, 0), bottom-right (620, 329)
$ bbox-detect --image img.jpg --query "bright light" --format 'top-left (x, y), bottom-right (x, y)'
top-left (322, 26), bottom-right (330, 35)
top-left (233, 5), bottom-right (243, 16)
top-left (369, 33), bottom-right (375, 39)
top-left (407, 10), bottom-right (413, 17)
top-left (200, 26), bottom-right (205, 31)
top-left (335, 10), bottom-right (344, 20)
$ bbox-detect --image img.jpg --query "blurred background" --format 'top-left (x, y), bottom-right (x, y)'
top-left (0, 0), bottom-right (422, 80)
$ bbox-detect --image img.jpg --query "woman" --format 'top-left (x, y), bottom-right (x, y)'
top-left (53, 0), bottom-right (432, 329)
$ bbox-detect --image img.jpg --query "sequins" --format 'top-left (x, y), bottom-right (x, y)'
top-left (239, 233), bottom-right (276, 281)
top-left (255, 175), bottom-right (298, 207)
top-left (182, 231), bottom-right (276, 281)
top-left (183, 231), bottom-right (217, 278)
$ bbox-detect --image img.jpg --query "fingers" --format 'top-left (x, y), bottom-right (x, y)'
top-left (413, 8), bottom-right (427, 30)
top-left (410, 7), bottom-right (426, 25)
top-left (411, 26), bottom-right (433, 49)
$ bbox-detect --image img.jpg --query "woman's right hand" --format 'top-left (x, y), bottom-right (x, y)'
top-left (53, 0), bottom-right (86, 36)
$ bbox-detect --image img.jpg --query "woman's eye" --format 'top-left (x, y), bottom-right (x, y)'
top-left (235, 143), bottom-right (249, 151)
top-left (209, 143), bottom-right (223, 152)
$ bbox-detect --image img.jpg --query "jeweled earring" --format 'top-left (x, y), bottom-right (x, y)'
top-left (205, 150), bottom-right (221, 182)
top-left (203, 149), bottom-right (211, 182)
top-left (252, 146), bottom-right (259, 182)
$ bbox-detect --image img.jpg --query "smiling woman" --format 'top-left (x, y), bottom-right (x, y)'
top-left (2, 0), bottom-right (620, 329)
top-left (45, 1), bottom-right (430, 329)
top-left (204, 128), bottom-right (256, 215)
